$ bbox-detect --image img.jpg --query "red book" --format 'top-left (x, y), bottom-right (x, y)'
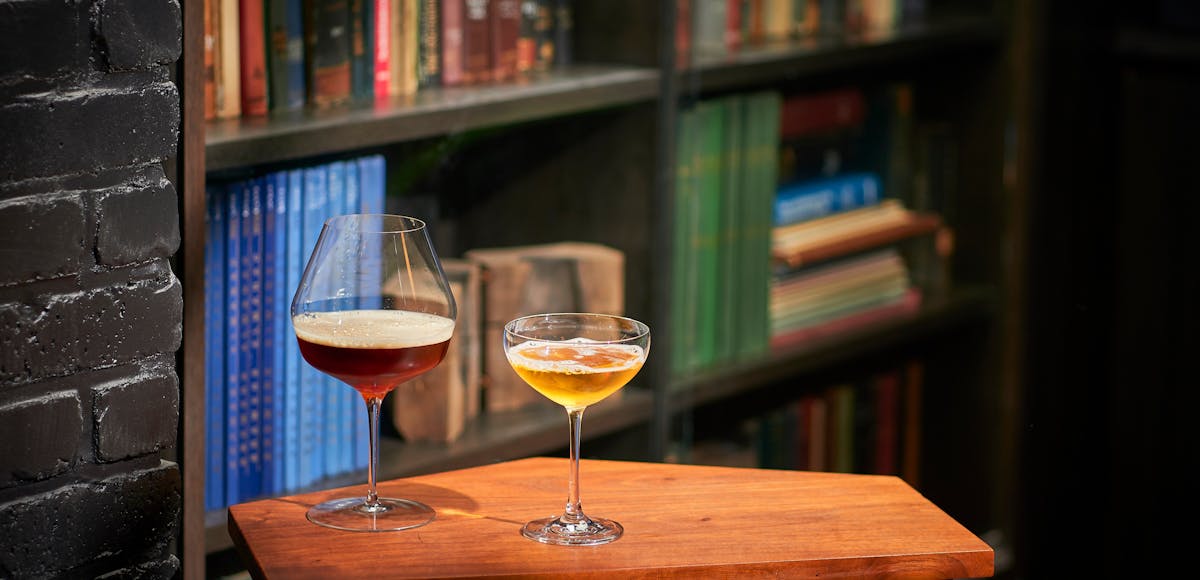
top-left (780, 88), bottom-right (867, 139)
top-left (442, 0), bottom-right (465, 85)
top-left (769, 288), bottom-right (923, 350)
top-left (462, 0), bottom-right (491, 84)
top-left (675, 0), bottom-right (691, 69)
top-left (873, 370), bottom-right (900, 475)
top-left (490, 0), bottom-right (520, 81)
top-left (375, 0), bottom-right (391, 98)
top-left (725, 0), bottom-right (741, 51)
top-left (239, 0), bottom-right (269, 116)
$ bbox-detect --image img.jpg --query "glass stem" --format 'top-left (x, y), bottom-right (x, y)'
top-left (365, 396), bottom-right (383, 509)
top-left (563, 407), bottom-right (586, 524)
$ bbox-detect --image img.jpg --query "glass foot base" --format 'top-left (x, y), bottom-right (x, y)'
top-left (521, 515), bottom-right (623, 545)
top-left (306, 497), bottom-right (435, 532)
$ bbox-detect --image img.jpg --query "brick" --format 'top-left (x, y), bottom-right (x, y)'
top-left (0, 461), bottom-right (180, 579)
top-left (0, 0), bottom-right (92, 80)
top-left (0, 193), bottom-right (88, 285)
top-left (94, 369), bottom-right (179, 462)
top-left (96, 0), bottom-right (182, 71)
top-left (96, 167), bottom-right (180, 266)
top-left (0, 391), bottom-right (82, 486)
top-left (0, 81), bottom-right (179, 182)
top-left (0, 262), bottom-right (182, 385)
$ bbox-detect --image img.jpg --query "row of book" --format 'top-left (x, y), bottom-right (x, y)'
top-left (670, 91), bottom-right (782, 375)
top-left (205, 0), bottom-right (575, 120)
top-left (682, 0), bottom-right (929, 61)
top-left (203, 154), bottom-right (387, 511)
top-left (750, 361), bottom-right (923, 480)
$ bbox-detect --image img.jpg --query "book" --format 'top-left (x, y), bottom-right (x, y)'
top-left (716, 94), bottom-right (745, 364)
top-left (873, 369), bottom-right (901, 475)
top-left (741, 0), bottom-right (764, 45)
top-left (462, 0), bottom-right (491, 84)
top-left (769, 286), bottom-right (922, 350)
top-left (532, 0), bottom-right (554, 70)
top-left (217, 0), bottom-right (242, 119)
top-left (692, 0), bottom-right (727, 58)
top-left (780, 88), bottom-right (867, 140)
top-left (223, 181), bottom-right (242, 506)
top-left (693, 100), bottom-right (725, 368)
top-left (441, 0), bottom-right (464, 85)
top-left (350, 0), bottom-right (376, 101)
top-left (671, 105), bottom-right (699, 375)
top-left (771, 199), bottom-right (942, 269)
top-left (374, 0), bottom-right (392, 97)
top-left (239, 178), bottom-right (265, 501)
top-left (204, 185), bottom-right (225, 511)
top-left (238, 0), bottom-right (269, 115)
top-left (763, 0), bottom-right (793, 40)
top-left (418, 0), bottom-right (442, 87)
top-left (675, 0), bottom-right (692, 68)
top-left (818, 0), bottom-right (844, 36)
top-left (266, 172), bottom-right (290, 494)
top-left (299, 165), bottom-right (328, 485)
top-left (490, 0), bottom-right (520, 82)
top-left (324, 161), bottom-right (350, 477)
top-left (742, 91), bottom-right (782, 359)
top-left (267, 0), bottom-right (307, 112)
top-left (204, 0), bottom-right (218, 120)
top-left (726, 0), bottom-right (742, 52)
top-left (389, 0), bottom-right (419, 96)
top-left (516, 0), bottom-right (538, 72)
top-left (773, 172), bottom-right (883, 227)
top-left (826, 383), bottom-right (855, 473)
top-left (341, 161), bottom-right (368, 471)
top-left (283, 169), bottom-right (305, 491)
top-left (306, 0), bottom-right (353, 107)
top-left (551, 0), bottom-right (570, 66)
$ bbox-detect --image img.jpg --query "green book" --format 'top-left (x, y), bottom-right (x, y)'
top-left (694, 101), bottom-right (726, 369)
top-left (672, 107), bottom-right (699, 377)
top-left (717, 94), bottom-right (745, 364)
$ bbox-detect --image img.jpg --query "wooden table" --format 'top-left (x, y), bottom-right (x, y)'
top-left (228, 457), bottom-right (993, 578)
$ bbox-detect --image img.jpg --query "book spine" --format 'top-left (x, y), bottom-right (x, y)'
top-left (716, 94), bottom-right (744, 364)
top-left (306, 0), bottom-right (353, 107)
top-left (773, 172), bottom-right (883, 226)
top-left (204, 0), bottom-right (217, 119)
top-left (516, 0), bottom-right (537, 73)
top-left (260, 176), bottom-right (278, 497)
top-left (675, 0), bottom-right (691, 69)
top-left (217, 0), bottom-right (242, 118)
top-left (418, 0), bottom-right (442, 87)
top-left (490, 0), bottom-right (519, 81)
top-left (224, 182), bottom-right (242, 505)
top-left (350, 0), bottom-right (376, 101)
top-left (532, 0), bottom-right (553, 71)
top-left (441, 0), bottom-right (464, 85)
top-left (271, 172), bottom-right (290, 494)
top-left (267, 0), bottom-right (307, 112)
top-left (463, 0), bottom-right (491, 84)
top-left (780, 88), bottom-right (867, 139)
top-left (725, 0), bottom-right (741, 52)
top-left (240, 179), bottom-right (265, 500)
top-left (204, 186), bottom-right (225, 511)
top-left (300, 166), bottom-right (328, 485)
top-left (374, 0), bottom-right (392, 97)
top-left (551, 0), bottom-right (570, 66)
top-left (694, 101), bottom-right (725, 368)
top-left (284, 169), bottom-right (305, 492)
top-left (238, 0), bottom-right (269, 115)
top-left (324, 162), bottom-right (348, 476)
top-left (343, 161), bottom-right (369, 471)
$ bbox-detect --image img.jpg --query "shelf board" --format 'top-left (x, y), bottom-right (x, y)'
top-left (685, 16), bottom-right (1003, 93)
top-left (204, 387), bottom-right (654, 554)
top-left (668, 286), bottom-right (995, 414)
top-left (205, 64), bottom-right (660, 172)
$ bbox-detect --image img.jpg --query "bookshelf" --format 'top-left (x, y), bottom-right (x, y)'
top-left (174, 1), bottom-right (1020, 577)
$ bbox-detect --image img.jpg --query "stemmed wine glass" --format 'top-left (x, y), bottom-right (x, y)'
top-left (503, 313), bottom-right (650, 545)
top-left (292, 214), bottom-right (456, 531)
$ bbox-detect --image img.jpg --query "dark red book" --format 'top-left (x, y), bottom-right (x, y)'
top-left (462, 0), bottom-right (491, 84)
top-left (441, 0), bottom-right (464, 85)
top-left (780, 88), bottom-right (867, 139)
top-left (239, 0), bottom-right (269, 116)
top-left (490, 0), bottom-right (520, 81)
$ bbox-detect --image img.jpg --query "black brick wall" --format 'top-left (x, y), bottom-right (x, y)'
top-left (0, 1), bottom-right (184, 578)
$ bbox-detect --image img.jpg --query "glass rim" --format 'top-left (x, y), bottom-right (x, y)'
top-left (324, 213), bottom-right (427, 233)
top-left (504, 312), bottom-right (650, 344)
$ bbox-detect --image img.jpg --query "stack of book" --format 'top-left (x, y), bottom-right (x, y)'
top-left (203, 154), bottom-right (387, 512)
top-left (205, 0), bottom-right (575, 120)
top-left (767, 85), bottom-right (937, 350)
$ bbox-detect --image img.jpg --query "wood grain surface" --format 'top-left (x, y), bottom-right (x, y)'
top-left (229, 457), bottom-right (993, 579)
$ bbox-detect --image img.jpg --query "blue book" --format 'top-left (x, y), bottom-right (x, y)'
top-left (224, 182), bottom-right (242, 506)
top-left (284, 169), bottom-right (304, 492)
top-left (325, 161), bottom-right (350, 477)
top-left (773, 172), bottom-right (882, 227)
top-left (263, 172), bottom-right (289, 496)
top-left (300, 165), bottom-right (328, 487)
top-left (357, 155), bottom-right (387, 215)
top-left (343, 160), bottom-right (368, 471)
top-left (204, 186), bottom-right (226, 512)
top-left (240, 179), bottom-right (265, 501)
top-left (267, 0), bottom-right (306, 111)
